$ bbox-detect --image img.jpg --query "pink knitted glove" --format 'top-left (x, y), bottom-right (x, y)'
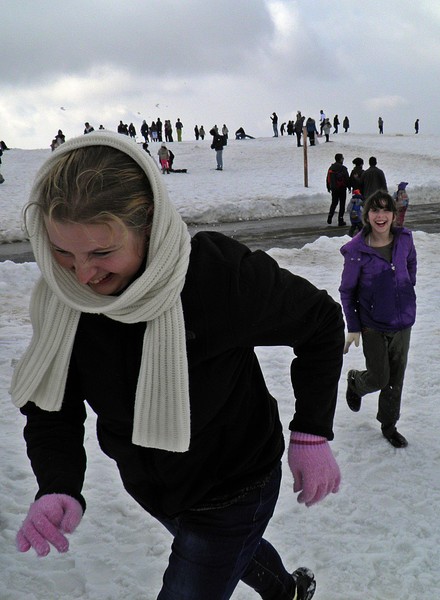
top-left (288, 431), bottom-right (341, 507)
top-left (16, 494), bottom-right (83, 557)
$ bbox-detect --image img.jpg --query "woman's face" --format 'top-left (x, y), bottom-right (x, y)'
top-left (45, 219), bottom-right (147, 295)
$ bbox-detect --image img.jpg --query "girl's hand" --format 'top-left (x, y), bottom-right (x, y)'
top-left (344, 332), bottom-right (360, 354)
top-left (16, 494), bottom-right (83, 557)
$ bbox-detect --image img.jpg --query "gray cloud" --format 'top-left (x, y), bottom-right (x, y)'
top-left (1, 0), bottom-right (440, 147)
top-left (2, 0), bottom-right (273, 83)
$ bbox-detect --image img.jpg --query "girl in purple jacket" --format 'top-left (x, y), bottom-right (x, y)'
top-left (339, 190), bottom-right (417, 448)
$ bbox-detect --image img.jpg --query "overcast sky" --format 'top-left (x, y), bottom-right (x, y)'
top-left (1, 0), bottom-right (438, 148)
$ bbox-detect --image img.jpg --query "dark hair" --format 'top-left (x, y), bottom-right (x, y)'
top-left (368, 156), bottom-right (377, 166)
top-left (362, 190), bottom-right (397, 233)
top-left (335, 153), bottom-right (343, 162)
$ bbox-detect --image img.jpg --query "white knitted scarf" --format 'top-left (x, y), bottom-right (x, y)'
top-left (10, 132), bottom-right (192, 452)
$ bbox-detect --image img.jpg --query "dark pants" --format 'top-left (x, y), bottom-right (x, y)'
top-left (329, 189), bottom-right (347, 224)
top-left (349, 328), bottom-right (411, 433)
top-left (153, 464), bottom-right (296, 600)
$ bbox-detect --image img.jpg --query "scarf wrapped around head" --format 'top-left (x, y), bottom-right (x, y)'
top-left (10, 131), bottom-right (192, 452)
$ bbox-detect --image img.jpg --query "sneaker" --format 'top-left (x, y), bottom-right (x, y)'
top-left (338, 220), bottom-right (347, 226)
top-left (382, 429), bottom-right (408, 448)
top-left (346, 370), bottom-right (362, 412)
top-left (291, 567), bottom-right (316, 600)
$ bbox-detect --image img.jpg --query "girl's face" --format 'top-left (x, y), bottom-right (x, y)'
top-left (367, 204), bottom-right (395, 236)
top-left (45, 219), bottom-right (147, 295)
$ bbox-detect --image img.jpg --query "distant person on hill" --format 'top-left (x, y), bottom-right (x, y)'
top-left (393, 182), bottom-right (409, 226)
top-left (349, 157), bottom-right (365, 191)
top-left (210, 127), bottom-right (226, 170)
top-left (271, 112), bottom-right (279, 137)
top-left (118, 121), bottom-right (128, 135)
top-left (141, 120), bottom-right (149, 142)
top-left (156, 118), bottom-right (163, 142)
top-left (333, 115), bottom-right (340, 134)
top-left (175, 118), bottom-right (183, 142)
top-left (306, 117), bottom-right (318, 146)
top-left (378, 117), bottom-right (384, 134)
top-left (235, 127), bottom-right (254, 140)
top-left (51, 130), bottom-right (66, 151)
top-left (0, 147), bottom-right (4, 183)
top-left (128, 123), bottom-right (136, 139)
top-left (323, 119), bottom-right (332, 142)
top-left (414, 119), bottom-right (419, 134)
top-left (157, 143), bottom-right (171, 174)
top-left (343, 116), bottom-right (350, 133)
top-left (194, 125), bottom-right (199, 140)
top-left (326, 153), bottom-right (351, 226)
top-left (199, 125), bottom-right (206, 140)
top-left (150, 121), bottom-right (158, 142)
top-left (164, 120), bottom-right (173, 143)
top-left (319, 110), bottom-right (326, 135)
top-left (361, 157), bottom-right (387, 199)
top-left (84, 122), bottom-right (94, 134)
top-left (294, 112), bottom-right (305, 147)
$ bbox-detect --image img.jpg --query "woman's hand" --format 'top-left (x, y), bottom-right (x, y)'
top-left (16, 493), bottom-right (83, 557)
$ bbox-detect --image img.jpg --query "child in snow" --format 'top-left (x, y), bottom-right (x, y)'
top-left (393, 181), bottom-right (409, 226)
top-left (157, 143), bottom-right (170, 173)
top-left (12, 132), bottom-right (344, 600)
top-left (339, 190), bottom-right (417, 448)
top-left (346, 189), bottom-right (364, 237)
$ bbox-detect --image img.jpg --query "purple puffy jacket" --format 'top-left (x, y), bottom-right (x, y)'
top-left (339, 228), bottom-right (417, 332)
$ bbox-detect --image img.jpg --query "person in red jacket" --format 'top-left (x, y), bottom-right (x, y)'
top-left (11, 131), bottom-right (345, 600)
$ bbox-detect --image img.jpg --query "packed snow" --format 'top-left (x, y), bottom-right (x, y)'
top-left (0, 133), bottom-right (439, 599)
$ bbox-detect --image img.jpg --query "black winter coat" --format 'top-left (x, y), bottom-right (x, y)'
top-left (20, 232), bottom-right (344, 518)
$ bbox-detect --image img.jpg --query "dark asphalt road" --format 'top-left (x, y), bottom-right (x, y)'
top-left (1, 203), bottom-right (439, 262)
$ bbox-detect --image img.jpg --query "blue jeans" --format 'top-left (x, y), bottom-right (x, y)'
top-left (216, 149), bottom-right (223, 169)
top-left (154, 464), bottom-right (295, 600)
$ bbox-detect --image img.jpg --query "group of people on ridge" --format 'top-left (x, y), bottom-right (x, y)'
top-left (326, 154), bottom-right (409, 231)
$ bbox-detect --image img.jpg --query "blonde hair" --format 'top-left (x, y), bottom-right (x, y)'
top-left (25, 145), bottom-right (154, 236)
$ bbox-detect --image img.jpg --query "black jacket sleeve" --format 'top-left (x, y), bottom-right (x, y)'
top-left (189, 232), bottom-right (345, 439)
top-left (19, 360), bottom-right (88, 511)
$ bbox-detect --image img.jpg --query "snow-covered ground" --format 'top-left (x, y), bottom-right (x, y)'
top-left (1, 133), bottom-right (439, 599)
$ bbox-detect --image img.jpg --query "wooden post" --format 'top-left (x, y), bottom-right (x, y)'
top-left (302, 126), bottom-right (308, 187)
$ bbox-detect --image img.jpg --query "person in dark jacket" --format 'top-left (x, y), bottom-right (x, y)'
top-left (294, 112), bottom-right (305, 146)
top-left (349, 157), bottom-right (364, 191)
top-left (210, 127), bottom-right (226, 170)
top-left (305, 117), bottom-right (318, 146)
top-left (326, 153), bottom-right (351, 226)
top-left (361, 156), bottom-right (387, 199)
top-left (271, 112), bottom-right (278, 137)
top-left (339, 190), bottom-right (417, 448)
top-left (11, 132), bottom-right (344, 600)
